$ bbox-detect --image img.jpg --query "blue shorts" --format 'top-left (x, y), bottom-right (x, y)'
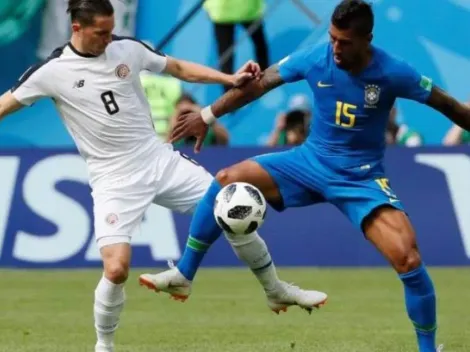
top-left (252, 145), bottom-right (405, 231)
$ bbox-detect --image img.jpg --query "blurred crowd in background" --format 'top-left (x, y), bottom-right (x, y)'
top-left (1, 0), bottom-right (469, 148)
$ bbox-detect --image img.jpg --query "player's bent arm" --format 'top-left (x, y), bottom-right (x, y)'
top-left (163, 57), bottom-right (234, 86)
top-left (0, 91), bottom-right (23, 121)
top-left (208, 64), bottom-right (285, 119)
top-left (426, 86), bottom-right (470, 131)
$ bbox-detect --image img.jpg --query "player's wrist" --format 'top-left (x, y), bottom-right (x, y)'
top-left (201, 105), bottom-right (216, 125)
top-left (226, 74), bottom-right (236, 87)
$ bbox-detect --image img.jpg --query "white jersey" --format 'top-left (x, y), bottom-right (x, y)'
top-left (12, 36), bottom-right (167, 186)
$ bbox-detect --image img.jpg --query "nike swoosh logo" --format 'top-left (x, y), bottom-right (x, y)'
top-left (317, 81), bottom-right (333, 88)
top-left (389, 198), bottom-right (400, 203)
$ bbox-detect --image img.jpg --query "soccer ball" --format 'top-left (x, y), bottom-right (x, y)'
top-left (214, 182), bottom-right (267, 235)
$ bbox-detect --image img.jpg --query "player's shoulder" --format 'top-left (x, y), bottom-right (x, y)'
top-left (31, 44), bottom-right (65, 72)
top-left (300, 42), bottom-right (328, 63)
top-left (373, 45), bottom-right (416, 76)
top-left (109, 35), bottom-right (165, 57)
top-left (13, 44), bottom-right (65, 90)
top-left (281, 42), bottom-right (329, 70)
top-left (46, 44), bottom-right (67, 61)
top-left (306, 42), bottom-right (330, 67)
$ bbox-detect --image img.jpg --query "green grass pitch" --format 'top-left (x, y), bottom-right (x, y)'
top-left (1, 268), bottom-right (469, 352)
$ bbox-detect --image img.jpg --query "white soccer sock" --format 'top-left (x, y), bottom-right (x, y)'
top-left (224, 231), bottom-right (280, 292)
top-left (94, 275), bottom-right (126, 347)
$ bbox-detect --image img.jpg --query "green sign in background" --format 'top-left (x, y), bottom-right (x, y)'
top-left (0, 0), bottom-right (44, 46)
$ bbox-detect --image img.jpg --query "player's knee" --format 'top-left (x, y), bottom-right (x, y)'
top-left (104, 261), bottom-right (129, 284)
top-left (393, 247), bottom-right (422, 274)
top-left (216, 167), bottom-right (240, 186)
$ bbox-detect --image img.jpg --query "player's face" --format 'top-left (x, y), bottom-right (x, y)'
top-left (74, 15), bottom-right (115, 56)
top-left (286, 126), bottom-right (306, 145)
top-left (329, 24), bottom-right (369, 70)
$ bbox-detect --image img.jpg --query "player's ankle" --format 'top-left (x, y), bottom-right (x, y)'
top-left (264, 280), bottom-right (285, 293)
top-left (96, 332), bottom-right (114, 346)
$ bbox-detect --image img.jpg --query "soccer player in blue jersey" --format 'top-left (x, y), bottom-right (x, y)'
top-left (141, 1), bottom-right (470, 350)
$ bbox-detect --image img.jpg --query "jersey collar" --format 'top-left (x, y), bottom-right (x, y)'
top-left (67, 42), bottom-right (99, 58)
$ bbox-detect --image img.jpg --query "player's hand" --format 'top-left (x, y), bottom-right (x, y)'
top-left (231, 60), bottom-right (261, 87)
top-left (170, 112), bottom-right (209, 153)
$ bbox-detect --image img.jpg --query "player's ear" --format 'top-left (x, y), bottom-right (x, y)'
top-left (367, 33), bottom-right (373, 43)
top-left (71, 22), bottom-right (81, 33)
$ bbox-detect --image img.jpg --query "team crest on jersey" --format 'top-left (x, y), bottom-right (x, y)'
top-left (106, 213), bottom-right (119, 225)
top-left (364, 84), bottom-right (380, 108)
top-left (115, 64), bottom-right (130, 79)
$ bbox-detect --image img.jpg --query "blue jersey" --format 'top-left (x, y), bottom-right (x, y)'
top-left (278, 43), bottom-right (433, 167)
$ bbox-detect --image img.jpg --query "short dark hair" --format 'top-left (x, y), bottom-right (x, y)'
top-left (176, 93), bottom-right (198, 106)
top-left (285, 110), bottom-right (307, 131)
top-left (67, 0), bottom-right (114, 26)
top-left (331, 0), bottom-right (374, 36)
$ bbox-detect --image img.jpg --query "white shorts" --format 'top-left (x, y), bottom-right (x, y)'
top-left (92, 145), bottom-right (213, 248)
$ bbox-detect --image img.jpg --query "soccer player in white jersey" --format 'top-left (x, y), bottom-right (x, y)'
top-left (0, 0), bottom-right (326, 351)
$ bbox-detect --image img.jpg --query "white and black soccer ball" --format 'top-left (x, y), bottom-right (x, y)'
top-left (214, 182), bottom-right (267, 235)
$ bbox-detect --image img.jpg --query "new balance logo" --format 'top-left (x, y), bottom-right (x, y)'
top-left (73, 80), bottom-right (85, 88)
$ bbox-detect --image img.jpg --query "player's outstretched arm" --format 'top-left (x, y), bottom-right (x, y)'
top-left (0, 91), bottom-right (23, 120)
top-left (426, 87), bottom-right (470, 131)
top-left (169, 64), bottom-right (285, 153)
top-left (164, 57), bottom-right (260, 87)
top-left (210, 63), bottom-right (285, 118)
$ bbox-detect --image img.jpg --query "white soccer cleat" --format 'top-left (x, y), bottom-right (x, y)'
top-left (266, 281), bottom-right (327, 314)
top-left (437, 344), bottom-right (444, 352)
top-left (95, 342), bottom-right (114, 352)
top-left (139, 262), bottom-right (192, 302)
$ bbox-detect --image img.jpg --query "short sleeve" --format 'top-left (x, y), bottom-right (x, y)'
top-left (393, 61), bottom-right (433, 103)
top-left (11, 63), bottom-right (54, 106)
top-left (138, 41), bottom-right (168, 73)
top-left (278, 46), bottom-right (316, 83)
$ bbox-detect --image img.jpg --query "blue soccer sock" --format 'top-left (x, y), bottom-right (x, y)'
top-left (399, 264), bottom-right (437, 352)
top-left (177, 180), bottom-right (222, 280)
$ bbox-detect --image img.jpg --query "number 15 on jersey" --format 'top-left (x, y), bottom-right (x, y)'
top-left (335, 101), bottom-right (357, 128)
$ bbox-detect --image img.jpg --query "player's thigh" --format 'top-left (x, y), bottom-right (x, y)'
top-left (153, 151), bottom-right (214, 214)
top-left (330, 177), bottom-right (420, 273)
top-left (218, 149), bottom-right (325, 211)
top-left (93, 187), bottom-right (155, 250)
top-left (330, 175), bottom-right (405, 231)
top-left (216, 160), bottom-right (282, 204)
top-left (363, 206), bottom-right (421, 274)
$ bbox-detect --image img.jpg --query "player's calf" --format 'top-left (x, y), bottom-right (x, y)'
top-left (364, 206), bottom-right (437, 352)
top-left (224, 232), bottom-right (327, 314)
top-left (155, 160), bottom-right (304, 307)
top-left (175, 160), bottom-right (282, 282)
top-left (94, 243), bottom-right (131, 352)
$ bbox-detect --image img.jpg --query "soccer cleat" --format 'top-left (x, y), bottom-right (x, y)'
top-left (95, 342), bottom-right (114, 352)
top-left (436, 344), bottom-right (444, 352)
top-left (139, 261), bottom-right (192, 302)
top-left (266, 281), bottom-right (327, 314)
